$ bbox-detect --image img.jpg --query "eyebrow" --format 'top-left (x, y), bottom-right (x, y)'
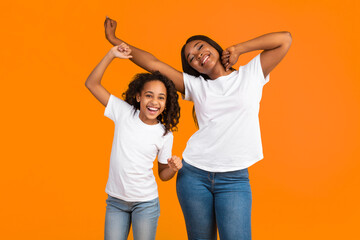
top-left (186, 42), bottom-right (201, 60)
top-left (144, 91), bottom-right (166, 96)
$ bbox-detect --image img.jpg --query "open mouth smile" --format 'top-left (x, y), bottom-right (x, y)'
top-left (147, 106), bottom-right (160, 114)
top-left (201, 54), bottom-right (210, 66)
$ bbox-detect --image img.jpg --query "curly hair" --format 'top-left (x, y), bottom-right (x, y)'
top-left (122, 71), bottom-right (180, 135)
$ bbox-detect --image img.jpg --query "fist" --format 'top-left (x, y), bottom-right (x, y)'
top-left (221, 45), bottom-right (240, 71)
top-left (167, 156), bottom-right (183, 172)
top-left (104, 16), bottom-right (117, 40)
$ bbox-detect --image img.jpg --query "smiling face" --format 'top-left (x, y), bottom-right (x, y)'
top-left (136, 80), bottom-right (167, 125)
top-left (184, 40), bottom-right (223, 77)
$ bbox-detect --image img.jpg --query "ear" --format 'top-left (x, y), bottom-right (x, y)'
top-left (136, 93), bottom-right (140, 102)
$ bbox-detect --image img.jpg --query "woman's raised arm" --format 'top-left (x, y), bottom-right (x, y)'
top-left (222, 32), bottom-right (292, 77)
top-left (104, 17), bottom-right (185, 94)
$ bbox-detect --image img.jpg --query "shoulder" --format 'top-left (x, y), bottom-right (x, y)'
top-left (240, 54), bottom-right (261, 73)
top-left (105, 94), bottom-right (135, 121)
top-left (183, 72), bottom-right (204, 85)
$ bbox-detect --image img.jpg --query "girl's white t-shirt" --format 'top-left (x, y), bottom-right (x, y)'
top-left (182, 54), bottom-right (269, 172)
top-left (104, 95), bottom-right (173, 201)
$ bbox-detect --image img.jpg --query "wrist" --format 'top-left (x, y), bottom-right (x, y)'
top-left (106, 50), bottom-right (116, 60)
top-left (106, 35), bottom-right (118, 44)
top-left (234, 43), bottom-right (246, 55)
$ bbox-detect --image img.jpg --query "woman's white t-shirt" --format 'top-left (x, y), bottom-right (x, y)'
top-left (104, 95), bottom-right (173, 201)
top-left (182, 54), bottom-right (269, 172)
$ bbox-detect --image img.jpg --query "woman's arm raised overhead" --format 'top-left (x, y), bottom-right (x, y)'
top-left (104, 17), bottom-right (185, 94)
top-left (222, 32), bottom-right (292, 77)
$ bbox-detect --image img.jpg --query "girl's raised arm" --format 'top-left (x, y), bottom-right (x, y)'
top-left (104, 17), bottom-right (185, 94)
top-left (222, 32), bottom-right (292, 77)
top-left (85, 44), bottom-right (132, 106)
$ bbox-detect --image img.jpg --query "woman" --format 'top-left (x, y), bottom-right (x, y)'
top-left (104, 17), bottom-right (291, 240)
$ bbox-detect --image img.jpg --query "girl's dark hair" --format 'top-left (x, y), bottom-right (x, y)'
top-left (180, 35), bottom-right (234, 128)
top-left (122, 71), bottom-right (180, 135)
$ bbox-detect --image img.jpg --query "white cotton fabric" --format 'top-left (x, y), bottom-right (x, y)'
top-left (104, 95), bottom-right (173, 201)
top-left (182, 54), bottom-right (269, 172)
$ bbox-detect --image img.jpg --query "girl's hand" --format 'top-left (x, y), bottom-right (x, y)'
top-left (104, 16), bottom-right (118, 43)
top-left (167, 156), bottom-right (183, 172)
top-left (221, 45), bottom-right (241, 71)
top-left (110, 43), bottom-right (132, 59)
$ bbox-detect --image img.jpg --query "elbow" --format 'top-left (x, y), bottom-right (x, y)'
top-left (85, 79), bottom-right (95, 90)
top-left (283, 31), bottom-right (292, 46)
top-left (85, 79), bottom-right (90, 89)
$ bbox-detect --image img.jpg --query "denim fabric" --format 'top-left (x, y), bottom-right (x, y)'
top-left (176, 160), bottom-right (252, 240)
top-left (105, 195), bottom-right (160, 240)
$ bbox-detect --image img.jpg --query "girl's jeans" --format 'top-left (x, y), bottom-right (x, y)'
top-left (176, 160), bottom-right (252, 240)
top-left (104, 195), bottom-right (160, 240)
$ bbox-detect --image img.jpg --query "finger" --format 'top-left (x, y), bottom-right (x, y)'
top-left (221, 59), bottom-right (229, 65)
top-left (221, 55), bottom-right (229, 60)
top-left (224, 62), bottom-right (230, 71)
top-left (104, 18), bottom-right (109, 28)
top-left (223, 50), bottom-right (229, 54)
top-left (222, 51), bottom-right (230, 56)
top-left (226, 63), bottom-right (233, 71)
top-left (118, 43), bottom-right (126, 50)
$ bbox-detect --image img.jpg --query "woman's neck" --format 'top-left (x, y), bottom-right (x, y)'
top-left (208, 64), bottom-right (234, 80)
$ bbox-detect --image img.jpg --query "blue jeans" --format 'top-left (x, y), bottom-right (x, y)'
top-left (104, 195), bottom-right (160, 240)
top-left (176, 160), bottom-right (252, 240)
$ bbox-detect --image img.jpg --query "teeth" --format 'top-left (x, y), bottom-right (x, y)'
top-left (148, 107), bottom-right (158, 111)
top-left (202, 55), bottom-right (209, 65)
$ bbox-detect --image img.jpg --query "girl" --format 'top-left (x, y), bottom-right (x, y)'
top-left (85, 43), bottom-right (182, 240)
top-left (104, 17), bottom-right (291, 240)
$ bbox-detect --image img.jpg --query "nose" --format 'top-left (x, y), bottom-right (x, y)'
top-left (150, 98), bottom-right (159, 105)
top-left (196, 51), bottom-right (203, 60)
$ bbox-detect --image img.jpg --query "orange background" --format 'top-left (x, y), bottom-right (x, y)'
top-left (1, 0), bottom-right (359, 239)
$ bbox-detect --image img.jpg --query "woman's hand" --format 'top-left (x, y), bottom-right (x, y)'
top-left (104, 17), bottom-right (118, 44)
top-left (109, 43), bottom-right (132, 59)
top-left (221, 45), bottom-right (241, 71)
top-left (167, 156), bottom-right (183, 172)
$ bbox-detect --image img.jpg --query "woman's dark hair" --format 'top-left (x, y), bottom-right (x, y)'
top-left (181, 35), bottom-right (234, 128)
top-left (122, 71), bottom-right (180, 135)
top-left (181, 35), bottom-right (235, 80)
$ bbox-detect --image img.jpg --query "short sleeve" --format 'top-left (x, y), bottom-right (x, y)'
top-left (104, 95), bottom-right (132, 122)
top-left (157, 132), bottom-right (174, 164)
top-left (242, 54), bottom-right (270, 86)
top-left (182, 72), bottom-right (200, 102)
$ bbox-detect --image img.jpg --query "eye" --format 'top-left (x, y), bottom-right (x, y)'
top-left (189, 56), bottom-right (194, 63)
top-left (198, 44), bottom-right (203, 50)
top-left (145, 94), bottom-right (152, 98)
top-left (159, 96), bottom-right (165, 100)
